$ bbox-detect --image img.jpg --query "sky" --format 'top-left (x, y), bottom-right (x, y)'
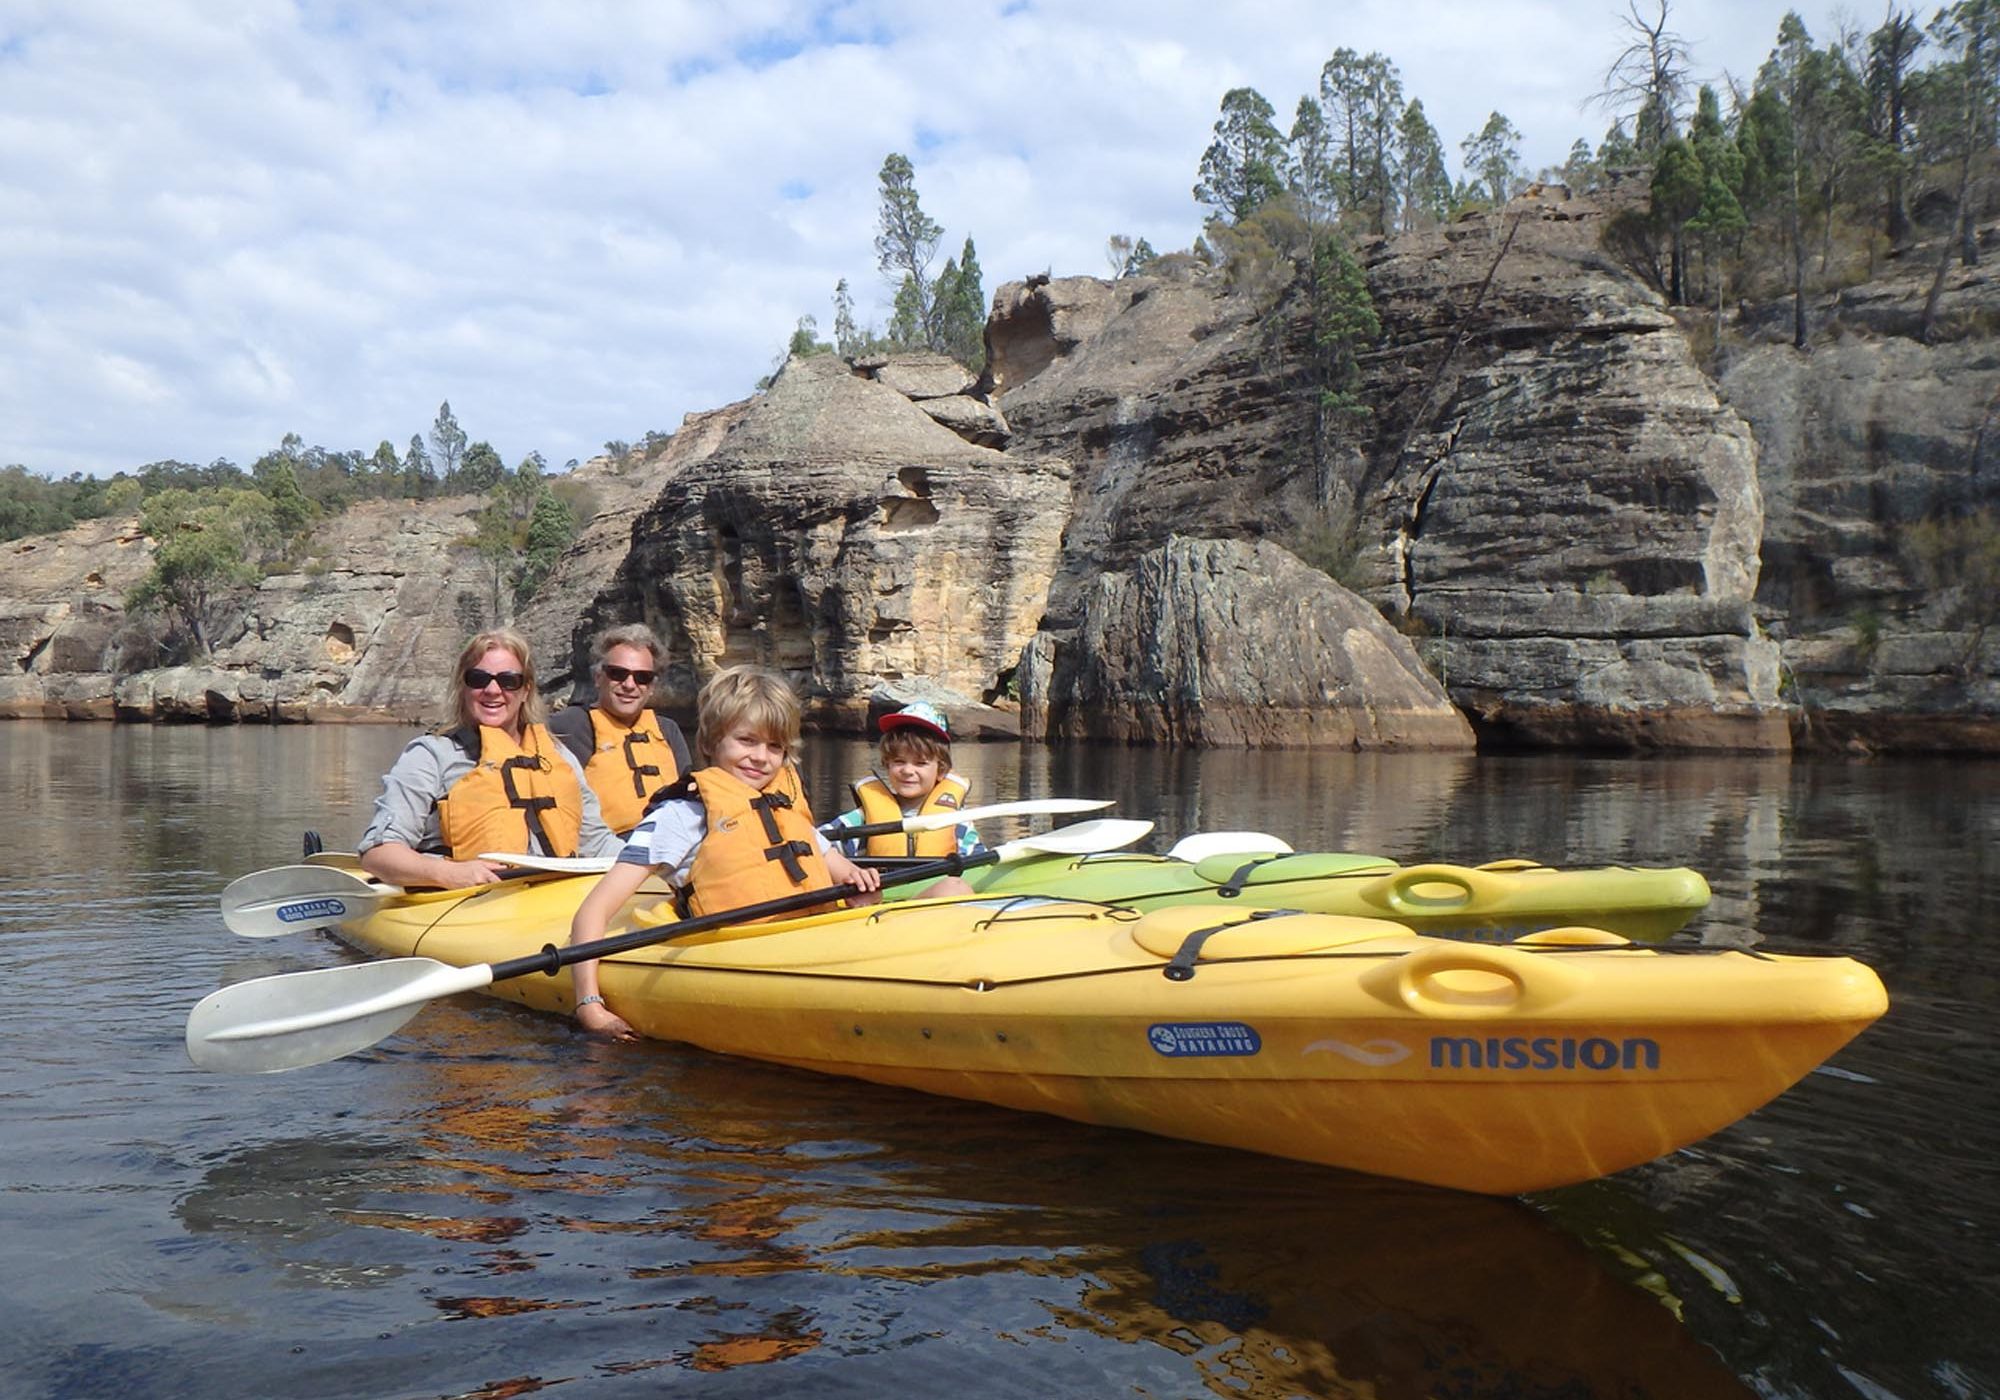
top-left (1, 0), bottom-right (1867, 480)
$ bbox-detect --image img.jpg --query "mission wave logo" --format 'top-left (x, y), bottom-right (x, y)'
top-left (277, 898), bottom-right (349, 924)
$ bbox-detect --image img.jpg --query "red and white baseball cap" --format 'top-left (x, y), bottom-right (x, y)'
top-left (878, 700), bottom-right (950, 742)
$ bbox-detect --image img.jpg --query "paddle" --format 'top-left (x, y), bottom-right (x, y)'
top-left (186, 818), bottom-right (1154, 1075)
top-left (221, 863), bottom-right (548, 939)
top-left (826, 796), bottom-right (1112, 842)
top-left (481, 797), bottom-right (1119, 875)
top-left (1164, 831), bottom-right (1295, 861)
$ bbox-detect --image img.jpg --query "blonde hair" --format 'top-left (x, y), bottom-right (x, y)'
top-left (447, 628), bottom-right (546, 729)
top-left (695, 665), bottom-right (800, 763)
top-left (591, 622), bottom-right (664, 668)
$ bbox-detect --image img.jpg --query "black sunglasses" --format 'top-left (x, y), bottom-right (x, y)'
top-left (463, 667), bottom-right (527, 692)
top-left (601, 663), bottom-right (657, 687)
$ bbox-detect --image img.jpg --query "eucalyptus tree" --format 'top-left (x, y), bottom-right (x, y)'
top-left (1462, 112), bottom-right (1526, 206)
top-left (1920, 0), bottom-right (2000, 338)
top-left (126, 487), bottom-right (278, 657)
top-left (1310, 49), bottom-right (1404, 234)
top-left (832, 278), bottom-right (859, 356)
top-left (1750, 13), bottom-right (1816, 347)
top-left (876, 152), bottom-right (945, 349)
top-left (428, 401), bottom-right (467, 489)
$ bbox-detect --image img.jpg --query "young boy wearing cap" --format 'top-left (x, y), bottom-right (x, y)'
top-left (829, 701), bottom-right (980, 897)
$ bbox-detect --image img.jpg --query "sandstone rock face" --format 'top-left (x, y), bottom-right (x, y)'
top-left (1363, 202), bottom-right (1784, 750)
top-left (856, 353), bottom-right (974, 400)
top-left (0, 516), bottom-right (153, 719)
top-left (1721, 261), bottom-right (2000, 752)
top-left (993, 195), bottom-right (1789, 751)
top-left (3, 496), bottom-right (566, 725)
top-left (580, 354), bottom-right (1072, 733)
top-left (1025, 536), bottom-right (1474, 749)
top-left (517, 408), bottom-right (748, 698)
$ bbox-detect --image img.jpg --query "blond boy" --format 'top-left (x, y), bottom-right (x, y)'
top-left (568, 666), bottom-right (880, 1039)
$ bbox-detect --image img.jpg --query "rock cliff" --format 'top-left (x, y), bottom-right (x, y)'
top-left (573, 354), bottom-right (1071, 735)
top-left (6, 187), bottom-right (1997, 751)
top-left (990, 191), bottom-right (1791, 750)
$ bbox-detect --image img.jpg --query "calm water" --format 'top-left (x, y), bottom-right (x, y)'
top-left (1, 723), bottom-right (1993, 1399)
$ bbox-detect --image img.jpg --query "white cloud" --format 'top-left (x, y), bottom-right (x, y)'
top-left (0, 0), bottom-right (1866, 477)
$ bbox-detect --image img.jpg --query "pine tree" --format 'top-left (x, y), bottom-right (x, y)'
top-left (937, 236), bottom-right (986, 370)
top-left (1194, 87), bottom-right (1286, 222)
top-left (1396, 99), bottom-right (1452, 230)
top-left (402, 435), bottom-right (432, 500)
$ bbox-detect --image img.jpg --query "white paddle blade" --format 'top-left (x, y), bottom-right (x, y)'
top-left (1165, 831), bottom-right (1295, 862)
top-left (479, 853), bottom-right (617, 874)
top-left (220, 865), bottom-right (396, 939)
top-left (186, 958), bottom-right (494, 1074)
top-left (998, 818), bottom-right (1153, 859)
top-left (900, 797), bottom-right (1114, 833)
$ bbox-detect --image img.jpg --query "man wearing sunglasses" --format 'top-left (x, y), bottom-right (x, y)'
top-left (550, 623), bottom-right (693, 835)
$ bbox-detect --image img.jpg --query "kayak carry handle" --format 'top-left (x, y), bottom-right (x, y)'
top-left (1362, 943), bottom-right (1583, 1019)
top-left (1360, 863), bottom-right (1502, 915)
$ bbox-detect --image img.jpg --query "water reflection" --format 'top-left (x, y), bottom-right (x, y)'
top-left (171, 1020), bottom-right (1753, 1398)
top-left (2, 723), bottom-right (1995, 1399)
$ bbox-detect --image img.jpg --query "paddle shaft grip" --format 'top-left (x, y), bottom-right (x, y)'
top-left (485, 847), bottom-right (1002, 983)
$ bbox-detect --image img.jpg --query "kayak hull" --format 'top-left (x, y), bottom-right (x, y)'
top-left (331, 878), bottom-right (1884, 1196)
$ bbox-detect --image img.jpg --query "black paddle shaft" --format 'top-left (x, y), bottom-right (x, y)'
top-left (486, 846), bottom-right (1002, 984)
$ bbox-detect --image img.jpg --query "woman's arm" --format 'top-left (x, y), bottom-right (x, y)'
top-left (359, 841), bottom-right (503, 890)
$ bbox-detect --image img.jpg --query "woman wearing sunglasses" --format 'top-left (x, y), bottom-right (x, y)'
top-left (358, 628), bottom-right (622, 889)
top-left (548, 623), bottom-right (693, 835)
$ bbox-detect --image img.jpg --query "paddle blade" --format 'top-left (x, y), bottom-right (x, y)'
top-left (997, 818), bottom-right (1153, 859)
top-left (187, 957), bottom-right (492, 1073)
top-left (221, 865), bottom-right (390, 939)
top-left (1166, 831), bottom-right (1295, 861)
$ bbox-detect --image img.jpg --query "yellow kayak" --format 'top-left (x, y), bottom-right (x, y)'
top-left (329, 875), bottom-right (1886, 1196)
top-left (926, 851), bottom-right (1712, 940)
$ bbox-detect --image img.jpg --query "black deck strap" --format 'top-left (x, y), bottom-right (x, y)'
top-left (1214, 856), bottom-right (1282, 898)
top-left (1164, 909), bottom-right (1294, 981)
top-left (750, 790), bottom-right (809, 883)
top-left (301, 829), bottom-right (323, 857)
top-left (620, 730), bottom-right (661, 796)
top-left (501, 754), bottom-right (560, 855)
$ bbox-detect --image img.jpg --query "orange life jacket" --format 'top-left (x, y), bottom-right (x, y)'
top-left (851, 770), bottom-right (971, 857)
top-left (578, 706), bottom-right (683, 835)
top-left (436, 723), bottom-right (584, 859)
top-left (684, 764), bottom-right (837, 921)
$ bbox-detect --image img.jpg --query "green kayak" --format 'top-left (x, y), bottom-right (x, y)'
top-left (889, 848), bottom-right (1711, 941)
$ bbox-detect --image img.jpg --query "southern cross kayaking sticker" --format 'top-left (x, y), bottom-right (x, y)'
top-left (277, 898), bottom-right (348, 923)
top-left (1147, 1022), bottom-right (1262, 1057)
